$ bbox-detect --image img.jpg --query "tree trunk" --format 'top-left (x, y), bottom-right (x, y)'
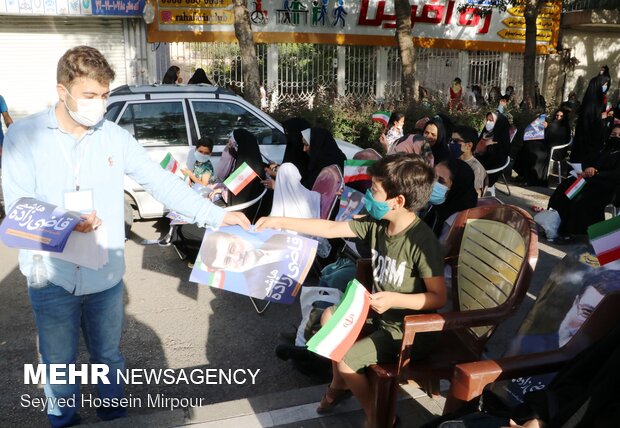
top-left (395, 0), bottom-right (416, 103)
top-left (233, 0), bottom-right (261, 107)
top-left (522, 0), bottom-right (539, 111)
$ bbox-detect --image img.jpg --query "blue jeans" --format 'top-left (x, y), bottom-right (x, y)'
top-left (29, 281), bottom-right (127, 427)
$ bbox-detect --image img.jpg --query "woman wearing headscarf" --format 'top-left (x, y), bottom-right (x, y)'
top-left (422, 159), bottom-right (478, 239)
top-left (162, 65), bottom-right (181, 84)
top-left (301, 127), bottom-right (347, 189)
top-left (475, 111), bottom-right (511, 186)
top-left (270, 163), bottom-right (320, 218)
top-left (266, 117), bottom-right (312, 182)
top-left (549, 124), bottom-right (620, 239)
top-left (514, 108), bottom-right (572, 185)
top-left (228, 128), bottom-right (266, 207)
top-left (422, 119), bottom-right (451, 166)
top-left (569, 74), bottom-right (611, 163)
top-left (188, 68), bottom-right (212, 85)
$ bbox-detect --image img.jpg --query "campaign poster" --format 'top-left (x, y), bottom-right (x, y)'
top-left (523, 114), bottom-right (546, 141)
top-left (189, 226), bottom-right (318, 304)
top-left (335, 187), bottom-right (366, 222)
top-left (489, 245), bottom-right (620, 407)
top-left (0, 198), bottom-right (81, 252)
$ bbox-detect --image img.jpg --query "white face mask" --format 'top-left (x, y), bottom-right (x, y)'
top-left (64, 88), bottom-right (106, 127)
top-left (194, 151), bottom-right (211, 163)
top-left (485, 121), bottom-right (495, 132)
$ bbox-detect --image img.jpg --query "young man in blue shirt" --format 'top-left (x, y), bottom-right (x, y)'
top-left (1, 46), bottom-right (249, 427)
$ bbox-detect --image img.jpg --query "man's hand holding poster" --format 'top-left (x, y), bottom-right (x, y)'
top-left (189, 226), bottom-right (318, 304)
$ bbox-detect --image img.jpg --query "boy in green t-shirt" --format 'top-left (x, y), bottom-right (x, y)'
top-left (256, 154), bottom-right (446, 424)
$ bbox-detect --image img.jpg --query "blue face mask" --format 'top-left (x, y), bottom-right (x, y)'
top-left (449, 142), bottom-right (463, 158)
top-left (429, 181), bottom-right (449, 205)
top-left (364, 189), bottom-right (391, 220)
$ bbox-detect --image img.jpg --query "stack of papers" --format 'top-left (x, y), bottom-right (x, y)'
top-left (49, 224), bottom-right (109, 270)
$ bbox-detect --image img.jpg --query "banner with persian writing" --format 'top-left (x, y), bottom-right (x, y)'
top-left (148, 0), bottom-right (561, 53)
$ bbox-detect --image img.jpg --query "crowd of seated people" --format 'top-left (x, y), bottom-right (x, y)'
top-left (153, 69), bottom-right (620, 426)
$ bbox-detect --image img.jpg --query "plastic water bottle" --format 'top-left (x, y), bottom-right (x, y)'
top-left (28, 254), bottom-right (48, 289)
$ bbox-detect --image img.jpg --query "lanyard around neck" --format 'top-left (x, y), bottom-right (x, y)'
top-left (54, 130), bottom-right (83, 191)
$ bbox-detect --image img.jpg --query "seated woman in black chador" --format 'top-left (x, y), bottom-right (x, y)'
top-left (549, 123), bottom-right (620, 238)
top-left (514, 108), bottom-right (571, 186)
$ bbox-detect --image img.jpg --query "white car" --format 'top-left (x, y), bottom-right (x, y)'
top-left (105, 84), bottom-right (360, 223)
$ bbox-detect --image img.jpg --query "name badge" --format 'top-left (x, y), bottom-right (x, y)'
top-left (63, 189), bottom-right (94, 214)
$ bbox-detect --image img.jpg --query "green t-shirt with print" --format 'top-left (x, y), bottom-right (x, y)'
top-left (348, 215), bottom-right (445, 330)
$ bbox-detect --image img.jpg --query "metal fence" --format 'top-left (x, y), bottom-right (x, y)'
top-left (563, 0), bottom-right (620, 11)
top-left (156, 42), bottom-right (546, 108)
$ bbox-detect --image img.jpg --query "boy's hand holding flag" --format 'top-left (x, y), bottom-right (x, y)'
top-left (307, 279), bottom-right (370, 362)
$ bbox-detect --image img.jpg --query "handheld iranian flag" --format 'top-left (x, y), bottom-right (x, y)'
top-left (588, 215), bottom-right (620, 266)
top-left (371, 111), bottom-right (391, 128)
top-left (565, 176), bottom-right (586, 200)
top-left (307, 279), bottom-right (370, 362)
top-left (223, 162), bottom-right (259, 195)
top-left (160, 152), bottom-right (179, 173)
top-left (344, 159), bottom-right (375, 184)
top-left (160, 152), bottom-right (190, 182)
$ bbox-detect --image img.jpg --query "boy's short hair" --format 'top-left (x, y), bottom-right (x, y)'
top-left (196, 136), bottom-right (214, 152)
top-left (368, 153), bottom-right (434, 212)
top-left (453, 125), bottom-right (479, 150)
top-left (57, 46), bottom-right (115, 88)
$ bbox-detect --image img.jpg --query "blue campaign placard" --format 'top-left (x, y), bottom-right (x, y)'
top-left (0, 198), bottom-right (82, 252)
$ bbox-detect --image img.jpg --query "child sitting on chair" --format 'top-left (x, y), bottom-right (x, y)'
top-left (256, 153), bottom-right (446, 425)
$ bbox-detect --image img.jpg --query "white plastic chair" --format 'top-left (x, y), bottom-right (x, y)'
top-left (547, 137), bottom-right (572, 185)
top-left (484, 156), bottom-right (511, 197)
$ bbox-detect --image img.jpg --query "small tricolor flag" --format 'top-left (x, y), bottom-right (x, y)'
top-left (160, 152), bottom-right (179, 173)
top-left (307, 279), bottom-right (370, 362)
top-left (223, 162), bottom-right (259, 195)
top-left (371, 111), bottom-right (391, 127)
top-left (588, 215), bottom-right (620, 266)
top-left (344, 159), bottom-right (375, 183)
top-left (565, 177), bottom-right (586, 200)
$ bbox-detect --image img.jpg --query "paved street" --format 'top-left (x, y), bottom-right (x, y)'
top-left (0, 217), bottom-right (320, 427)
top-left (0, 181), bottom-right (601, 428)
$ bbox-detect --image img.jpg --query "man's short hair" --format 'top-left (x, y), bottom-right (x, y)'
top-left (57, 46), bottom-right (115, 88)
top-left (368, 153), bottom-right (434, 212)
top-left (453, 125), bottom-right (479, 150)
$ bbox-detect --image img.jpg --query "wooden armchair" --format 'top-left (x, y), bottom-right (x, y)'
top-left (354, 204), bottom-right (539, 428)
top-left (445, 291), bottom-right (620, 414)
